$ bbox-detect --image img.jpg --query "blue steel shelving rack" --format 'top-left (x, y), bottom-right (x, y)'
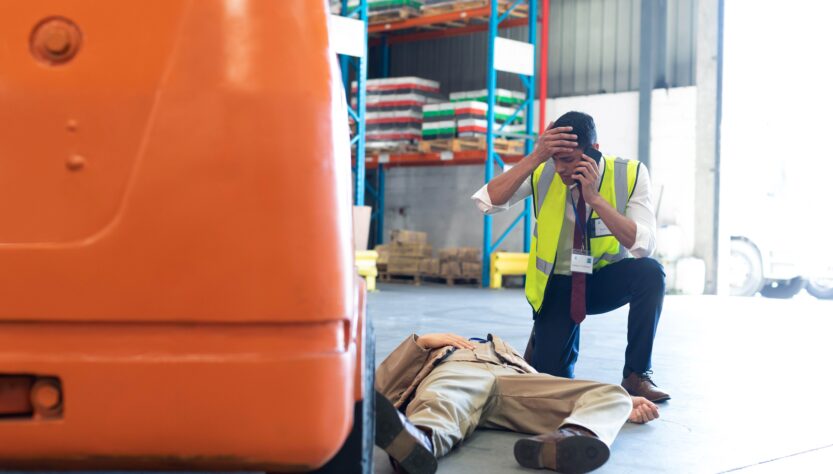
top-left (363, 1), bottom-right (540, 287)
top-left (482, 0), bottom-right (538, 286)
top-left (336, 0), bottom-right (369, 206)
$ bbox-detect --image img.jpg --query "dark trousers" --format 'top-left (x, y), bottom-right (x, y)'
top-left (531, 258), bottom-right (665, 379)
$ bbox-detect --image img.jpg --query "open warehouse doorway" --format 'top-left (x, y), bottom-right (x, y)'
top-left (719, 0), bottom-right (833, 299)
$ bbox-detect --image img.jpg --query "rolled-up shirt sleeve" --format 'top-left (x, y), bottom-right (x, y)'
top-left (471, 176), bottom-right (533, 215)
top-left (625, 163), bottom-right (657, 258)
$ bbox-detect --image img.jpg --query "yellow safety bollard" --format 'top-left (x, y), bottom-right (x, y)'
top-left (356, 250), bottom-right (379, 291)
top-left (490, 252), bottom-right (529, 289)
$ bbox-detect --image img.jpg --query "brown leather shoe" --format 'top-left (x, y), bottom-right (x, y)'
top-left (622, 371), bottom-right (671, 403)
top-left (375, 390), bottom-right (437, 474)
top-left (514, 425), bottom-right (609, 473)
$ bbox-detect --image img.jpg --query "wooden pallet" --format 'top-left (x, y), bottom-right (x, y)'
top-left (369, 6), bottom-right (421, 24)
top-left (367, 143), bottom-right (421, 154)
top-left (380, 272), bottom-right (481, 287)
top-left (421, 0), bottom-right (529, 17)
top-left (380, 272), bottom-right (424, 285)
top-left (428, 275), bottom-right (482, 287)
top-left (419, 137), bottom-right (525, 155)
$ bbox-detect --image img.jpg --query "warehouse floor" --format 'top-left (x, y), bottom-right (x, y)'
top-left (370, 284), bottom-right (833, 474)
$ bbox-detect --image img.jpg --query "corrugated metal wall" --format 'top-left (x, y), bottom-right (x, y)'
top-left (371, 0), bottom-right (697, 97)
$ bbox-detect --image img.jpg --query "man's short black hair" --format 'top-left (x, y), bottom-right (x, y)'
top-left (548, 111), bottom-right (597, 150)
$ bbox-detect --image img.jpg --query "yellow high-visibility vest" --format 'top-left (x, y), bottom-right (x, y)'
top-left (525, 155), bottom-right (639, 312)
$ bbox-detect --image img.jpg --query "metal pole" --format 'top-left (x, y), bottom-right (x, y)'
top-left (482, 0), bottom-right (498, 287)
top-left (539, 0), bottom-right (549, 135)
top-left (638, 0), bottom-right (654, 169)
top-left (354, 0), bottom-right (368, 206)
top-left (713, 0), bottom-right (724, 291)
top-left (523, 0), bottom-right (538, 254)
top-left (339, 1), bottom-right (350, 95)
top-left (375, 36), bottom-right (390, 245)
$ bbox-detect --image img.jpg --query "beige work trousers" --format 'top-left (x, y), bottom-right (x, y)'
top-left (405, 360), bottom-right (632, 457)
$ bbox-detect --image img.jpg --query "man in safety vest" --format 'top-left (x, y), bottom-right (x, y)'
top-left (472, 111), bottom-right (669, 403)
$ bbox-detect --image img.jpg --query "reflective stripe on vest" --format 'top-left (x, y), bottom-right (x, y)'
top-left (525, 156), bottom-right (639, 312)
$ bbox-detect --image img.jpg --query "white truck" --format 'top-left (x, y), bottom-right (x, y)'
top-left (728, 196), bottom-right (833, 299)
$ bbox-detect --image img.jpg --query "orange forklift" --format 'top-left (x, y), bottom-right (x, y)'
top-left (0, 1), bottom-right (373, 472)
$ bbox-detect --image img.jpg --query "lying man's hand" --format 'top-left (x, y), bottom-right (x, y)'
top-left (416, 333), bottom-right (477, 350)
top-left (628, 396), bottom-right (660, 424)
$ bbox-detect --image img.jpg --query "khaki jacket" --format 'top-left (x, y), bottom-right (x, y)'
top-left (375, 333), bottom-right (536, 409)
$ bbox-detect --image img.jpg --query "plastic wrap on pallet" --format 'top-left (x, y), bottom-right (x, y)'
top-left (422, 102), bottom-right (456, 123)
top-left (422, 120), bottom-right (456, 139)
top-left (449, 88), bottom-right (526, 106)
top-left (353, 77), bottom-right (440, 94)
top-left (453, 101), bottom-right (524, 124)
top-left (367, 0), bottom-right (423, 14)
top-left (457, 119), bottom-right (526, 136)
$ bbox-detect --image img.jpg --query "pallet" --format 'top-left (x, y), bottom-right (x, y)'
top-left (418, 137), bottom-right (525, 155)
top-left (369, 6), bottom-right (421, 24)
top-left (421, 0), bottom-right (528, 18)
top-left (380, 272), bottom-right (424, 286)
top-left (379, 272), bottom-right (481, 287)
top-left (367, 142), bottom-right (421, 154)
top-left (428, 275), bottom-right (482, 287)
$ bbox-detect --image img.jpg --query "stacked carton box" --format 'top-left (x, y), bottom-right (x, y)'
top-left (421, 102), bottom-right (456, 139)
top-left (450, 88), bottom-right (526, 106)
top-left (450, 91), bottom-right (527, 139)
top-left (438, 247), bottom-right (482, 280)
top-left (375, 244), bottom-right (390, 271)
top-left (419, 258), bottom-right (440, 277)
top-left (422, 101), bottom-right (526, 141)
top-left (386, 230), bottom-right (433, 275)
top-left (332, 0), bottom-right (423, 19)
top-left (352, 77), bottom-right (444, 151)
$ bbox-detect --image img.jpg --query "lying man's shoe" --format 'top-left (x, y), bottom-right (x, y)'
top-left (514, 425), bottom-right (609, 473)
top-left (375, 390), bottom-right (437, 474)
top-left (621, 371), bottom-right (671, 403)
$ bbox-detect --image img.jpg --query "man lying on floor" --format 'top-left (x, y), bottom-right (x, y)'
top-left (375, 333), bottom-right (659, 474)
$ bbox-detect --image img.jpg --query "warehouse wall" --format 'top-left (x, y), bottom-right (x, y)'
top-left (372, 0), bottom-right (697, 97)
top-left (382, 86), bottom-right (698, 256)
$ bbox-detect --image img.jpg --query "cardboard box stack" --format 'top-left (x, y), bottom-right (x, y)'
top-left (386, 229), bottom-right (433, 275)
top-left (449, 89), bottom-right (527, 138)
top-left (422, 99), bottom-right (527, 142)
top-left (421, 102), bottom-right (456, 140)
top-left (332, 0), bottom-right (423, 21)
top-left (438, 247), bottom-right (482, 281)
top-left (375, 244), bottom-right (390, 271)
top-left (450, 88), bottom-right (526, 106)
top-left (352, 77), bottom-right (444, 151)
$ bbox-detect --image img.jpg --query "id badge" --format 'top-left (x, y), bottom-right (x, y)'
top-left (592, 218), bottom-right (612, 238)
top-left (571, 250), bottom-right (593, 274)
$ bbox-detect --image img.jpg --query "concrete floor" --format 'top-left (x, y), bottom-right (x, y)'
top-left (4, 285), bottom-right (831, 474)
top-left (370, 283), bottom-right (833, 474)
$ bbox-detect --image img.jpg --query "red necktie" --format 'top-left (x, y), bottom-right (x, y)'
top-left (570, 188), bottom-right (587, 325)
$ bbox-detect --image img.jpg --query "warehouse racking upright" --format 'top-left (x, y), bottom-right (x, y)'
top-left (334, 0), bottom-right (370, 206)
top-left (361, 0), bottom-right (549, 287)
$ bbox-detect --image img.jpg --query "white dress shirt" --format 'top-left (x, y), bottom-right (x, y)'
top-left (471, 158), bottom-right (657, 264)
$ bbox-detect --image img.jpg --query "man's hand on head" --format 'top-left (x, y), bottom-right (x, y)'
top-left (531, 125), bottom-right (579, 164)
top-left (416, 333), bottom-right (477, 350)
top-left (628, 396), bottom-right (660, 424)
